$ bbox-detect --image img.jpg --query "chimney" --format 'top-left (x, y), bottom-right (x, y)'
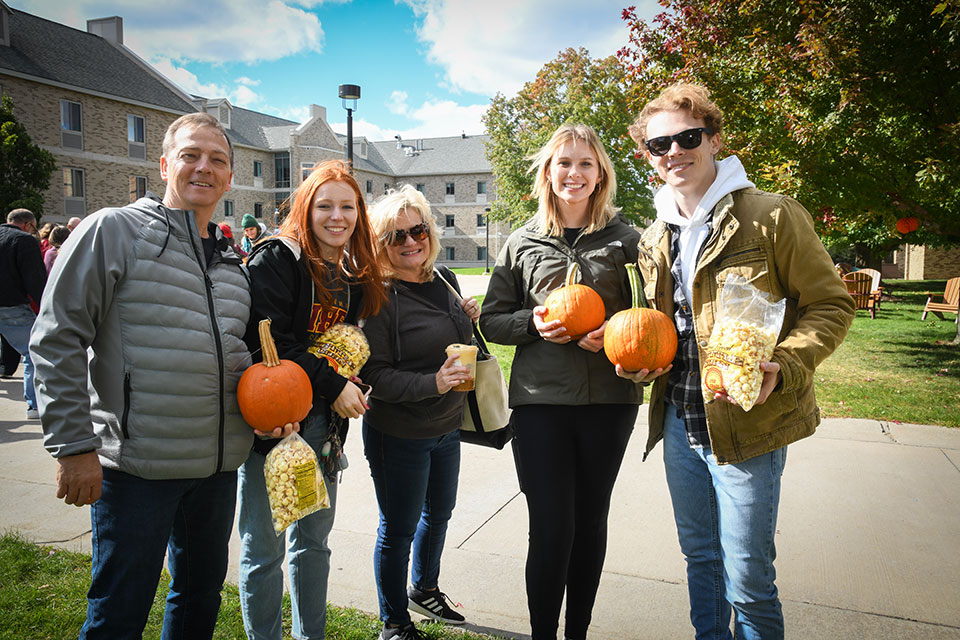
top-left (461, 131), bottom-right (466, 139)
top-left (309, 104), bottom-right (326, 122)
top-left (87, 16), bottom-right (123, 44)
top-left (395, 135), bottom-right (403, 149)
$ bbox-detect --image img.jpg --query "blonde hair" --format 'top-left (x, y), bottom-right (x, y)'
top-left (629, 83), bottom-right (724, 150)
top-left (368, 185), bottom-right (442, 282)
top-left (528, 123), bottom-right (618, 237)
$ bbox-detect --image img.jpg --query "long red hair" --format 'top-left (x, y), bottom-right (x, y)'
top-left (277, 160), bottom-right (386, 318)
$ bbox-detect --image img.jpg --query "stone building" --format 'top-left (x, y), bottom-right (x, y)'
top-left (0, 3), bottom-right (508, 267)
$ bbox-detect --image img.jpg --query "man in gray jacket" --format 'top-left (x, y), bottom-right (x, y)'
top-left (30, 112), bottom-right (292, 640)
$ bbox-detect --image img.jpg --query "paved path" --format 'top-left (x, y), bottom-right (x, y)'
top-left (3, 346), bottom-right (960, 638)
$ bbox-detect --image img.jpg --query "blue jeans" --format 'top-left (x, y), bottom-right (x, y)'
top-left (0, 304), bottom-right (36, 410)
top-left (238, 414), bottom-right (339, 640)
top-left (80, 467), bottom-right (237, 640)
top-left (662, 405), bottom-right (787, 640)
top-left (362, 423), bottom-right (460, 625)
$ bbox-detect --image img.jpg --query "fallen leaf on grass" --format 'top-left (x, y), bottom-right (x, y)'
top-left (864, 377), bottom-right (874, 382)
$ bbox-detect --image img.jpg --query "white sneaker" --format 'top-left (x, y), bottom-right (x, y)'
top-left (26, 408), bottom-right (39, 420)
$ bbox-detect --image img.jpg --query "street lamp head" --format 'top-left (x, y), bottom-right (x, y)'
top-left (339, 84), bottom-right (361, 111)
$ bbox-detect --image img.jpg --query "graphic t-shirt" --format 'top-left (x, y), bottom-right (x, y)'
top-left (306, 268), bottom-right (349, 356)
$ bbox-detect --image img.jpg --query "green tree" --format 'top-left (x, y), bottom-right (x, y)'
top-left (617, 0), bottom-right (960, 261)
top-left (0, 95), bottom-right (57, 220)
top-left (483, 47), bottom-right (654, 227)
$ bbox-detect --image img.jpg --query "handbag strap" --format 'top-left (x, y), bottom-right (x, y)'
top-left (434, 268), bottom-right (492, 358)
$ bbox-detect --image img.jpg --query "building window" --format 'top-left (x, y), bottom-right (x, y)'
top-left (366, 180), bottom-right (373, 194)
top-left (384, 182), bottom-right (390, 194)
top-left (253, 160), bottom-right (262, 178)
top-left (444, 247), bottom-right (455, 261)
top-left (274, 152), bottom-right (290, 188)
top-left (445, 182), bottom-right (455, 195)
top-left (445, 215), bottom-right (455, 228)
top-left (126, 114), bottom-right (145, 159)
top-left (416, 183), bottom-right (425, 193)
top-left (224, 200), bottom-right (235, 217)
top-left (60, 100), bottom-right (83, 149)
top-left (254, 203), bottom-right (263, 219)
top-left (275, 192), bottom-right (289, 211)
top-left (478, 247), bottom-right (487, 261)
top-left (63, 168), bottom-right (85, 216)
top-left (301, 163), bottom-right (314, 181)
top-left (129, 175), bottom-right (147, 202)
top-left (477, 214), bottom-right (486, 228)
top-left (477, 181), bottom-right (487, 195)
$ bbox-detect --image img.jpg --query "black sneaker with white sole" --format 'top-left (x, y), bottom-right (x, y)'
top-left (378, 621), bottom-right (425, 640)
top-left (406, 586), bottom-right (465, 625)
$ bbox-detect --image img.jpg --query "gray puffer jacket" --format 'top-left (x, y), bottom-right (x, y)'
top-left (30, 195), bottom-right (253, 479)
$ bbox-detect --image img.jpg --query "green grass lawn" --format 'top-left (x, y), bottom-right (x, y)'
top-left (479, 280), bottom-right (960, 427)
top-left (450, 267), bottom-right (491, 275)
top-left (0, 533), bottom-right (503, 640)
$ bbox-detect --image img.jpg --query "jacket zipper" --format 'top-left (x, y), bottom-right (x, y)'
top-left (185, 216), bottom-right (227, 473)
top-left (121, 372), bottom-right (131, 439)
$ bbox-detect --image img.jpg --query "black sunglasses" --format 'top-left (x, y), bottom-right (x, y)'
top-left (644, 127), bottom-right (714, 157)
top-left (389, 223), bottom-right (429, 246)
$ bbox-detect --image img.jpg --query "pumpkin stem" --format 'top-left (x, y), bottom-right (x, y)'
top-left (258, 319), bottom-right (281, 368)
top-left (564, 262), bottom-right (581, 287)
top-left (625, 263), bottom-right (650, 309)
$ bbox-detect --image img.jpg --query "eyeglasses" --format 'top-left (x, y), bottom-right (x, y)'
top-left (644, 127), bottom-right (714, 157)
top-left (388, 223), bottom-right (429, 246)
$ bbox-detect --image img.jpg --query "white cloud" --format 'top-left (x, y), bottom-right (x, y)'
top-left (330, 98), bottom-right (487, 140)
top-left (13, 0), bottom-right (325, 64)
top-left (232, 85), bottom-right (262, 107)
top-left (387, 91), bottom-right (409, 115)
top-left (152, 58), bottom-right (226, 97)
top-left (235, 76), bottom-right (261, 87)
top-left (401, 0), bottom-right (642, 96)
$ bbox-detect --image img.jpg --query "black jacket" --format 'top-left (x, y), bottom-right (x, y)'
top-left (360, 266), bottom-right (473, 439)
top-left (0, 223), bottom-right (46, 307)
top-left (244, 238), bottom-right (364, 451)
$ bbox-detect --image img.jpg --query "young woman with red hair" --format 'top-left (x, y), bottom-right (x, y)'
top-left (237, 159), bottom-right (387, 640)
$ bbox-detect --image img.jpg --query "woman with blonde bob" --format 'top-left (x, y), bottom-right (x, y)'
top-left (238, 159), bottom-right (387, 640)
top-left (479, 124), bottom-right (643, 640)
top-left (359, 184), bottom-right (480, 640)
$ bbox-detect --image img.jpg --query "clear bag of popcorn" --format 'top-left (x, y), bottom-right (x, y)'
top-left (701, 274), bottom-right (785, 411)
top-left (263, 432), bottom-right (331, 535)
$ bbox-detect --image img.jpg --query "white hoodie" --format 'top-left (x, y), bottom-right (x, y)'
top-left (653, 155), bottom-right (755, 307)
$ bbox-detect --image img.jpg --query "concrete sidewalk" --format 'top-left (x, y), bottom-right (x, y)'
top-left (3, 341), bottom-right (960, 637)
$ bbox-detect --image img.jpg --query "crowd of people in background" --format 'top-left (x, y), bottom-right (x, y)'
top-left (7, 81), bottom-right (856, 640)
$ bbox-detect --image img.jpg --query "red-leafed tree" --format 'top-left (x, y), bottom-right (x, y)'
top-left (618, 0), bottom-right (960, 264)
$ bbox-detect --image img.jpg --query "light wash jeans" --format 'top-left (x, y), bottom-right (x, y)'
top-left (662, 404), bottom-right (787, 640)
top-left (237, 414), bottom-right (339, 640)
top-left (0, 304), bottom-right (37, 410)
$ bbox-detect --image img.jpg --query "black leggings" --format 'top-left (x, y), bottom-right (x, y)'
top-left (512, 403), bottom-right (637, 640)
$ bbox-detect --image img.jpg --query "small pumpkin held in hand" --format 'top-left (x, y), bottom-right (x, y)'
top-left (543, 262), bottom-right (605, 340)
top-left (238, 319), bottom-right (313, 430)
top-left (604, 264), bottom-right (678, 371)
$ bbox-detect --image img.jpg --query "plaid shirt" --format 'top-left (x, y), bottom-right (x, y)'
top-left (664, 223), bottom-right (711, 448)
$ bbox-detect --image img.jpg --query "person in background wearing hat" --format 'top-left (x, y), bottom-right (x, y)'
top-left (219, 222), bottom-right (247, 258)
top-left (241, 213), bottom-right (266, 254)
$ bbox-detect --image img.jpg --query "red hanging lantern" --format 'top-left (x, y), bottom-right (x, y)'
top-left (896, 217), bottom-right (919, 234)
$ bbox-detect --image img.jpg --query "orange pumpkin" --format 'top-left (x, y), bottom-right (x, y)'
top-left (896, 216), bottom-right (919, 234)
top-left (238, 319), bottom-right (313, 430)
top-left (543, 262), bottom-right (605, 340)
top-left (604, 264), bottom-right (678, 371)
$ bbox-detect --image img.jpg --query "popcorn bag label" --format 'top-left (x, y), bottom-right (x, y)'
top-left (294, 461), bottom-right (319, 511)
top-left (308, 323), bottom-right (371, 379)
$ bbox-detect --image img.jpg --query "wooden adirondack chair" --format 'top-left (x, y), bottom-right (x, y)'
top-left (856, 268), bottom-right (883, 310)
top-left (921, 277), bottom-right (960, 323)
top-left (843, 271), bottom-right (879, 319)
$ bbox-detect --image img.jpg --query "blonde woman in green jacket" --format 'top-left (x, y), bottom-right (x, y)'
top-left (479, 124), bottom-right (642, 640)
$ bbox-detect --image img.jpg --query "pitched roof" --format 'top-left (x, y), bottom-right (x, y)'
top-left (220, 103), bottom-right (297, 149)
top-left (0, 8), bottom-right (196, 113)
top-left (371, 134), bottom-right (491, 176)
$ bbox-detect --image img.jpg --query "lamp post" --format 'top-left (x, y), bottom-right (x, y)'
top-left (484, 207), bottom-right (491, 273)
top-left (338, 84), bottom-right (361, 166)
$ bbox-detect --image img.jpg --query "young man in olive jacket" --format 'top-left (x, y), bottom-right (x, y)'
top-left (620, 85), bottom-right (854, 640)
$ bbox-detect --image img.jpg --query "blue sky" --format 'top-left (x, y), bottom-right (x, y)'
top-left (11, 0), bottom-right (658, 140)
